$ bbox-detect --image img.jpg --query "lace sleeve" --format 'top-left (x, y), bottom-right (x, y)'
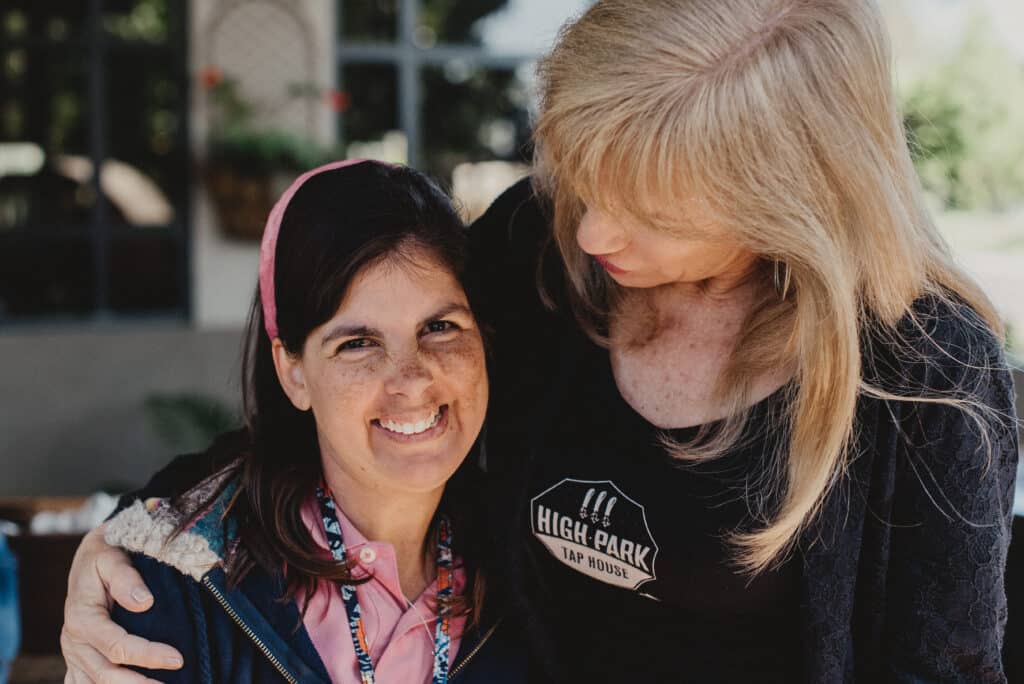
top-left (884, 346), bottom-right (1018, 682)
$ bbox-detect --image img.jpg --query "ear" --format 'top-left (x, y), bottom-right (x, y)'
top-left (272, 339), bottom-right (312, 411)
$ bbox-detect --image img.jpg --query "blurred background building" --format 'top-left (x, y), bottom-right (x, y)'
top-left (0, 0), bottom-right (1022, 676)
top-left (0, 0), bottom-right (593, 499)
top-left (0, 0), bottom-right (1020, 496)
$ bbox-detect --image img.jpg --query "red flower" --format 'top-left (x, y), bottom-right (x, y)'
top-left (326, 90), bottom-right (351, 113)
top-left (200, 66), bottom-right (223, 90)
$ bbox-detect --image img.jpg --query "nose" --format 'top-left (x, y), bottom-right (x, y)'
top-left (383, 351), bottom-right (434, 399)
top-left (576, 209), bottom-right (629, 256)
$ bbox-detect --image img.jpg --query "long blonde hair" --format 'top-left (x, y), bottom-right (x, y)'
top-left (533, 0), bottom-right (1004, 573)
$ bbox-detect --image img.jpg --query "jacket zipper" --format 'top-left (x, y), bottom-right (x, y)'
top-left (202, 576), bottom-right (299, 684)
top-left (448, 621), bottom-right (499, 679)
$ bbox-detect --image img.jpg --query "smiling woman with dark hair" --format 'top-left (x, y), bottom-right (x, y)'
top-left (96, 160), bottom-right (524, 684)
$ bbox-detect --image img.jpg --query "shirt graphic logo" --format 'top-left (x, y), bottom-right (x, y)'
top-left (531, 478), bottom-right (658, 591)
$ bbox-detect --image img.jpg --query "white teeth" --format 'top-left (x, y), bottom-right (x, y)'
top-left (379, 408), bottom-right (442, 435)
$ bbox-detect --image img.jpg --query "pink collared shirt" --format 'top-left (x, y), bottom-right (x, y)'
top-left (297, 498), bottom-right (467, 684)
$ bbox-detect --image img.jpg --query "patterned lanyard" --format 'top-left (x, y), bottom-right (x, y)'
top-left (315, 486), bottom-right (454, 684)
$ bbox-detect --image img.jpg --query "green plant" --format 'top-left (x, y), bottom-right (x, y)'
top-left (207, 127), bottom-right (336, 176)
top-left (201, 69), bottom-right (341, 175)
top-left (901, 13), bottom-right (1024, 210)
top-left (143, 392), bottom-right (239, 452)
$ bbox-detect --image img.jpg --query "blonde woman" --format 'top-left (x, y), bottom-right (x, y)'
top-left (62, 1), bottom-right (1017, 682)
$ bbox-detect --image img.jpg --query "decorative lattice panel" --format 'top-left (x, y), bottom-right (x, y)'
top-left (205, 0), bottom-right (317, 134)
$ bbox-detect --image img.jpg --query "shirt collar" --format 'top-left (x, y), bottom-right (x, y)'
top-left (301, 494), bottom-right (462, 607)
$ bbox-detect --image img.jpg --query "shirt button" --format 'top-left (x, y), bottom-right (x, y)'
top-left (359, 547), bottom-right (377, 564)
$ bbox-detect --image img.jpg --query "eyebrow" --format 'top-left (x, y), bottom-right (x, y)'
top-left (320, 301), bottom-right (473, 348)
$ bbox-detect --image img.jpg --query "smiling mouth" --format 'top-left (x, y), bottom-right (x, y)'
top-left (372, 405), bottom-right (448, 440)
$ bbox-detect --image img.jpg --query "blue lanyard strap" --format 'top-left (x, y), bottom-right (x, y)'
top-left (315, 486), bottom-right (454, 684)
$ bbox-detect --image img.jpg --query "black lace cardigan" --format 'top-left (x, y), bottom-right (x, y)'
top-left (799, 306), bottom-right (1018, 683)
top-left (467, 179), bottom-right (1019, 683)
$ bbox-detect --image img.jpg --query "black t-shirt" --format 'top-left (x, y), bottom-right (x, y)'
top-left (464, 178), bottom-right (806, 681)
top-left (518, 326), bottom-right (802, 683)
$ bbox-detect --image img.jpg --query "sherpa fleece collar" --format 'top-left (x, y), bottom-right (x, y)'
top-left (104, 464), bottom-right (241, 581)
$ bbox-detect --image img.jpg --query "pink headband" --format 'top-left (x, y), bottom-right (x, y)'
top-left (258, 158), bottom-right (372, 339)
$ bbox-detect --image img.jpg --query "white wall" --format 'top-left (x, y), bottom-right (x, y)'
top-left (0, 326), bottom-right (243, 496)
top-left (189, 0), bottom-right (337, 329)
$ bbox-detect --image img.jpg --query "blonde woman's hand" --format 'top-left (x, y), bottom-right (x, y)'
top-left (60, 523), bottom-right (182, 683)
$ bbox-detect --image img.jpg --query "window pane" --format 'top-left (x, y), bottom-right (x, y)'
top-left (0, 49), bottom-right (91, 230)
top-left (341, 64), bottom-right (404, 162)
top-left (421, 0), bottom-right (591, 51)
top-left (340, 0), bottom-right (397, 42)
top-left (0, 235), bottom-right (95, 318)
top-left (421, 65), bottom-right (532, 180)
top-left (105, 51), bottom-right (184, 227)
top-left (108, 232), bottom-right (181, 313)
top-left (2, 4), bottom-right (90, 44)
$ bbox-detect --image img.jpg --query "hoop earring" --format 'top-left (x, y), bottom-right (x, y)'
top-left (773, 260), bottom-right (792, 300)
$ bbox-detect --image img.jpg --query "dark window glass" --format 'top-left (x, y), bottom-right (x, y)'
top-left (0, 49), bottom-right (91, 231)
top-left (340, 63), bottom-right (402, 159)
top-left (0, 235), bottom-right (95, 317)
top-left (105, 50), bottom-right (184, 227)
top-left (2, 5), bottom-right (91, 44)
top-left (341, 0), bottom-right (398, 42)
top-left (421, 65), bottom-right (532, 180)
top-left (108, 232), bottom-right (181, 313)
top-left (0, 1), bottom-right (187, 321)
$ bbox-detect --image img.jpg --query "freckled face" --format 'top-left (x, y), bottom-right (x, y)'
top-left (576, 208), bottom-right (757, 289)
top-left (295, 252), bottom-right (488, 497)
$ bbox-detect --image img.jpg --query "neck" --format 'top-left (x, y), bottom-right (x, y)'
top-left (614, 260), bottom-right (761, 349)
top-left (671, 253), bottom-right (761, 299)
top-left (646, 267), bottom-right (761, 321)
top-left (321, 461), bottom-right (443, 601)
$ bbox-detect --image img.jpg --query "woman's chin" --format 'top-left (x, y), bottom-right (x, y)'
top-left (607, 270), bottom-right (668, 289)
top-left (372, 440), bottom-right (470, 494)
top-left (382, 459), bottom-right (465, 495)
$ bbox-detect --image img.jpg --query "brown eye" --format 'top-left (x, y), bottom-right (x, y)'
top-left (338, 338), bottom-right (375, 352)
top-left (427, 321), bottom-right (453, 333)
top-left (421, 321), bottom-right (462, 339)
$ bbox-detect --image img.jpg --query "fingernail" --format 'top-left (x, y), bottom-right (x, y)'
top-left (131, 587), bottom-right (153, 604)
top-left (165, 655), bottom-right (184, 668)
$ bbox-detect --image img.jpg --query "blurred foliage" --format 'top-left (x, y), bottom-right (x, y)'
top-left (103, 0), bottom-right (169, 44)
top-left (204, 74), bottom-right (341, 175)
top-left (422, 64), bottom-right (532, 180)
top-left (143, 393), bottom-right (239, 452)
top-left (418, 0), bottom-right (510, 43)
top-left (902, 14), bottom-right (1024, 210)
top-left (208, 127), bottom-right (338, 175)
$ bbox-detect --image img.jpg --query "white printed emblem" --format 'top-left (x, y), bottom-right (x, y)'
top-left (531, 478), bottom-right (659, 591)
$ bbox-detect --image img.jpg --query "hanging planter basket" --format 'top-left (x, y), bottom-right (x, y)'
top-left (204, 164), bottom-right (276, 241)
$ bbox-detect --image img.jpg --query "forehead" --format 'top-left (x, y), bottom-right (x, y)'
top-left (334, 251), bottom-right (466, 319)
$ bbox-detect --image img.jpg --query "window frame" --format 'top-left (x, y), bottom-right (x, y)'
top-left (336, 0), bottom-right (539, 169)
top-left (0, 0), bottom-right (192, 326)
